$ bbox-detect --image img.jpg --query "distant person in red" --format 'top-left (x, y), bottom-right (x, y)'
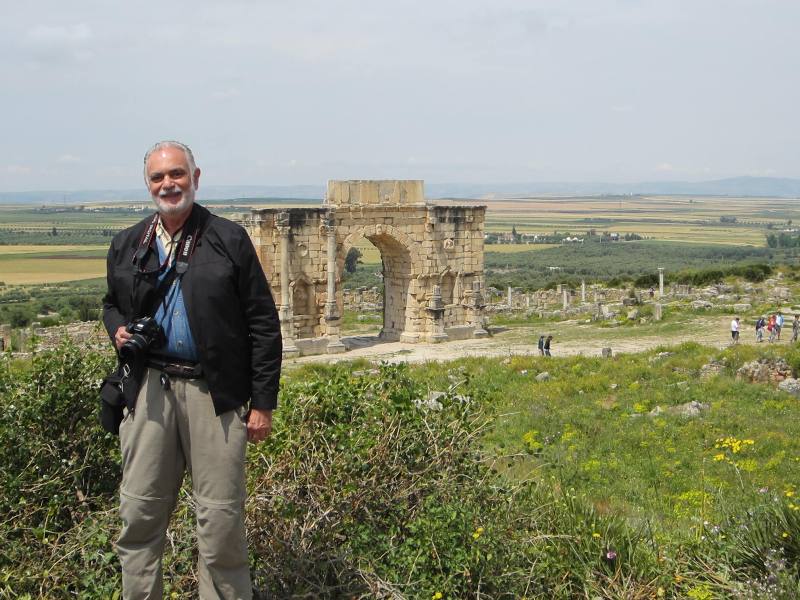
top-left (768, 314), bottom-right (777, 342)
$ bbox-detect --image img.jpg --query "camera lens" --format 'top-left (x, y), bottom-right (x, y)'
top-left (119, 334), bottom-right (148, 362)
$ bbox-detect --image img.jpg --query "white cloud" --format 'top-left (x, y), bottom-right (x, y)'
top-left (27, 24), bottom-right (92, 44)
top-left (56, 154), bottom-right (81, 164)
top-left (211, 88), bottom-right (241, 101)
top-left (6, 165), bottom-right (33, 175)
top-left (656, 163), bottom-right (674, 172)
top-left (23, 23), bottom-right (94, 63)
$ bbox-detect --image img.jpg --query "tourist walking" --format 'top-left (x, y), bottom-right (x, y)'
top-left (776, 312), bottom-right (784, 340)
top-left (730, 317), bottom-right (740, 345)
top-left (768, 314), bottom-right (777, 343)
top-left (537, 334), bottom-right (545, 356)
top-left (755, 316), bottom-right (766, 342)
top-left (544, 335), bottom-right (553, 356)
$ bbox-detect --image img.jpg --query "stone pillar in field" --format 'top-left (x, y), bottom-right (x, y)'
top-left (562, 288), bottom-right (569, 310)
top-left (277, 212), bottom-right (299, 357)
top-left (323, 213), bottom-right (345, 353)
top-left (507, 286), bottom-right (512, 308)
top-left (581, 279), bottom-right (586, 303)
top-left (0, 324), bottom-right (10, 350)
top-left (654, 303), bottom-right (663, 321)
top-left (471, 280), bottom-right (488, 338)
top-left (426, 285), bottom-right (448, 342)
top-left (658, 267), bottom-right (665, 298)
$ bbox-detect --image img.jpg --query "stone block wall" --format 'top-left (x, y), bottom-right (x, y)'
top-left (242, 180), bottom-right (487, 355)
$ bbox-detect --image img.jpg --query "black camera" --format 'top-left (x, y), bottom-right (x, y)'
top-left (120, 316), bottom-right (166, 362)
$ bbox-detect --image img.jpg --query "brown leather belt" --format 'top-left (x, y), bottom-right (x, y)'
top-left (146, 356), bottom-right (203, 379)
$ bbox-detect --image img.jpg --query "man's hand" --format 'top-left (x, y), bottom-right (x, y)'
top-left (246, 408), bottom-right (272, 443)
top-left (114, 325), bottom-right (132, 350)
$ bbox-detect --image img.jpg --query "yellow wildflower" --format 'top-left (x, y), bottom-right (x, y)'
top-left (592, 532), bottom-right (601, 538)
top-left (713, 453), bottom-right (725, 462)
top-left (782, 532), bottom-right (790, 538)
top-left (432, 593), bottom-right (443, 600)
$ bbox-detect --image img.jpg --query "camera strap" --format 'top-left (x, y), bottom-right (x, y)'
top-left (133, 207), bottom-right (203, 320)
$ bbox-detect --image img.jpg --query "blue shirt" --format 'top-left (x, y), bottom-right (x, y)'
top-left (153, 237), bottom-right (199, 361)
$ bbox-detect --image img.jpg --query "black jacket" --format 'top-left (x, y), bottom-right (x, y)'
top-left (102, 204), bottom-right (282, 414)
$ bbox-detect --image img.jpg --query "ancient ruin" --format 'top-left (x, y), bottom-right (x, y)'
top-left (242, 180), bottom-right (488, 357)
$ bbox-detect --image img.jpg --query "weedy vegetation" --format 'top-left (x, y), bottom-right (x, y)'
top-left (1, 340), bottom-right (800, 598)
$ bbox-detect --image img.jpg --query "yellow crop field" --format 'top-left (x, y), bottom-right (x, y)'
top-left (0, 245), bottom-right (108, 255)
top-left (431, 195), bottom-right (800, 247)
top-left (0, 257), bottom-right (106, 284)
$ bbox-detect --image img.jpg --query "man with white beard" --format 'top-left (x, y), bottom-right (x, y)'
top-left (102, 140), bottom-right (282, 599)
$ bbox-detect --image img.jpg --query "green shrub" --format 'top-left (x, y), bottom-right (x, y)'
top-left (3, 344), bottom-right (800, 598)
top-left (0, 343), bottom-right (119, 596)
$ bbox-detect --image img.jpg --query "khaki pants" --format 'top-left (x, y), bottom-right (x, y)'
top-left (117, 368), bottom-right (251, 600)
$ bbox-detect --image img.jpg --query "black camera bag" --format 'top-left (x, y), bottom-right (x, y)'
top-left (99, 369), bottom-right (127, 435)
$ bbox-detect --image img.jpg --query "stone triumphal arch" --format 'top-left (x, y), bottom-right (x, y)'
top-left (243, 180), bottom-right (487, 357)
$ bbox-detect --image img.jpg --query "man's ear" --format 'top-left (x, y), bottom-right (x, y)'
top-left (193, 168), bottom-right (201, 190)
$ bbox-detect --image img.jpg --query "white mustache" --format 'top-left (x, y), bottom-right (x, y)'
top-left (159, 186), bottom-right (183, 198)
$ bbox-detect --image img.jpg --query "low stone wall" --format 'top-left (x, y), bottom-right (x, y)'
top-left (4, 321), bottom-right (109, 353)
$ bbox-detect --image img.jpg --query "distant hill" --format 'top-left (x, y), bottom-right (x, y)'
top-left (426, 177), bottom-right (800, 199)
top-left (1, 176), bottom-right (798, 204)
top-left (0, 185), bottom-right (325, 205)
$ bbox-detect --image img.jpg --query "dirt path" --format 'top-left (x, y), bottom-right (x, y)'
top-left (284, 315), bottom-right (764, 367)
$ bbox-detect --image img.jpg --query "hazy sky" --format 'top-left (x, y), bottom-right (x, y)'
top-left (1, 0), bottom-right (798, 192)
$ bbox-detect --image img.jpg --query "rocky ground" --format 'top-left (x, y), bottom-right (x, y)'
top-left (285, 314), bottom-right (785, 367)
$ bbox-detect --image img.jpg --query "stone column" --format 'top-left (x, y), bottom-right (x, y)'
top-left (581, 279), bottom-right (586, 303)
top-left (323, 213), bottom-right (345, 353)
top-left (562, 288), bottom-right (569, 310)
top-left (654, 303), bottom-right (663, 321)
top-left (471, 280), bottom-right (488, 338)
top-left (454, 272), bottom-right (463, 305)
top-left (658, 267), bottom-right (665, 298)
top-left (507, 286), bottom-right (513, 308)
top-left (426, 285), bottom-right (448, 342)
top-left (276, 213), bottom-right (299, 357)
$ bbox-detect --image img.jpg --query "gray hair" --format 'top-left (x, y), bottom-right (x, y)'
top-left (142, 140), bottom-right (198, 183)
